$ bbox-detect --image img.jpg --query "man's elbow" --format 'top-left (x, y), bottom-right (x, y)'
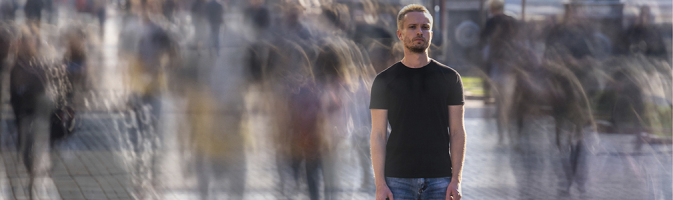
top-left (450, 129), bottom-right (466, 138)
top-left (371, 129), bottom-right (388, 143)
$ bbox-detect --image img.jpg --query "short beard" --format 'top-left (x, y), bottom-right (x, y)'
top-left (406, 43), bottom-right (429, 53)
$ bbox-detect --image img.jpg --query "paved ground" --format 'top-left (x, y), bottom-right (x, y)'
top-left (0, 104), bottom-right (670, 200)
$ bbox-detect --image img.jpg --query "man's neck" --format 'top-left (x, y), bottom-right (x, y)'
top-left (401, 51), bottom-right (431, 68)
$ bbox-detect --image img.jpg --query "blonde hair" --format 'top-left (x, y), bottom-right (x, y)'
top-left (397, 4), bottom-right (432, 30)
top-left (486, 0), bottom-right (505, 13)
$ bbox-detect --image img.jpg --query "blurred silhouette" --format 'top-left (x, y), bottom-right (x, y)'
top-left (205, 0), bottom-right (224, 54)
top-left (480, 0), bottom-right (519, 107)
top-left (11, 26), bottom-right (74, 200)
top-left (0, 0), bottom-right (16, 21)
top-left (620, 6), bottom-right (668, 59)
top-left (121, 9), bottom-right (179, 198)
top-left (162, 0), bottom-right (175, 22)
top-left (24, 0), bottom-right (43, 27)
top-left (62, 29), bottom-right (88, 104)
top-left (348, 3), bottom-right (395, 74)
top-left (480, 0), bottom-right (523, 145)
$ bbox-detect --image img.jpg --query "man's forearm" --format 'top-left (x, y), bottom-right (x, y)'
top-left (450, 128), bottom-right (466, 182)
top-left (371, 130), bottom-right (387, 187)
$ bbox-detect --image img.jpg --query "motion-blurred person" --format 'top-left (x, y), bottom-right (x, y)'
top-left (244, 0), bottom-right (269, 38)
top-left (539, 9), bottom-right (602, 198)
top-left (370, 4), bottom-right (465, 200)
top-left (11, 26), bottom-right (51, 200)
top-left (543, 7), bottom-right (606, 106)
top-left (331, 3), bottom-right (384, 191)
top-left (205, 0), bottom-right (223, 54)
top-left (186, 85), bottom-right (248, 200)
top-left (620, 6), bottom-right (667, 59)
top-left (280, 4), bottom-right (311, 41)
top-left (191, 0), bottom-right (208, 48)
top-left (124, 11), bottom-right (178, 199)
top-left (348, 4), bottom-right (395, 74)
top-left (11, 26), bottom-right (74, 200)
top-left (479, 0), bottom-right (519, 105)
top-left (0, 0), bottom-right (16, 21)
top-left (480, 0), bottom-right (525, 145)
top-left (24, 0), bottom-right (43, 27)
top-left (162, 0), bottom-right (175, 22)
top-left (544, 8), bottom-right (596, 61)
top-left (96, 0), bottom-right (106, 36)
top-left (63, 29), bottom-right (87, 104)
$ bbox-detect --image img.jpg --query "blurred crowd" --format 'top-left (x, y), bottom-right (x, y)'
top-left (0, 0), bottom-right (669, 199)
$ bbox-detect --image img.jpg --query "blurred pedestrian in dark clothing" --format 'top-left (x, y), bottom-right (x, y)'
top-left (11, 26), bottom-right (74, 200)
top-left (63, 30), bottom-right (87, 104)
top-left (479, 0), bottom-right (519, 105)
top-left (24, 0), bottom-right (43, 26)
top-left (0, 0), bottom-right (16, 21)
top-left (280, 4), bottom-right (311, 41)
top-left (244, 0), bottom-right (270, 35)
top-left (163, 0), bottom-right (175, 22)
top-left (544, 10), bottom-right (594, 60)
top-left (620, 6), bottom-right (667, 59)
top-left (349, 7), bottom-right (395, 74)
top-left (480, 0), bottom-right (524, 144)
top-left (205, 0), bottom-right (223, 54)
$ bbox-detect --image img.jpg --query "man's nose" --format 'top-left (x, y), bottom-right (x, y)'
top-left (415, 28), bottom-right (423, 35)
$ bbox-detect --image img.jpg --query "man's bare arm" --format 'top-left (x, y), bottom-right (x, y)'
top-left (446, 105), bottom-right (466, 199)
top-left (371, 109), bottom-right (393, 200)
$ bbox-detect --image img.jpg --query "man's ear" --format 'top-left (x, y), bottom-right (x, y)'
top-left (397, 29), bottom-right (402, 41)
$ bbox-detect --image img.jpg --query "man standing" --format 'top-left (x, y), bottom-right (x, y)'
top-left (370, 4), bottom-right (466, 200)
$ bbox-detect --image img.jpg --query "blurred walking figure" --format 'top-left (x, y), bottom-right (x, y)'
top-left (244, 0), bottom-right (270, 38)
top-left (162, 0), bottom-right (175, 22)
top-left (205, 0), bottom-right (223, 54)
top-left (348, 4), bottom-right (396, 74)
top-left (123, 10), bottom-right (178, 198)
top-left (62, 29), bottom-right (88, 104)
top-left (0, 0), bottom-right (17, 21)
top-left (479, 0), bottom-right (521, 144)
top-left (12, 28), bottom-right (51, 200)
top-left (191, 0), bottom-right (208, 48)
top-left (185, 85), bottom-right (248, 200)
top-left (24, 0), bottom-right (43, 27)
top-left (620, 6), bottom-right (668, 59)
top-left (11, 26), bottom-right (74, 200)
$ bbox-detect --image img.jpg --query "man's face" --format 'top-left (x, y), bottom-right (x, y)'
top-left (397, 12), bottom-right (433, 53)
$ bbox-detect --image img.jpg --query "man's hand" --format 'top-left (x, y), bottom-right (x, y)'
top-left (376, 184), bottom-right (394, 200)
top-left (446, 181), bottom-right (461, 200)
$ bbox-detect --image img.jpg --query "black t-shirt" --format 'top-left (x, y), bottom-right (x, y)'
top-left (369, 60), bottom-right (464, 178)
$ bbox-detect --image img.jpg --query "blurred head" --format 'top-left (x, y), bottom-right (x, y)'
top-left (638, 5), bottom-right (654, 25)
top-left (322, 4), bottom-right (351, 31)
top-left (250, 0), bottom-right (264, 7)
top-left (396, 4), bottom-right (433, 53)
top-left (486, 0), bottom-right (505, 15)
top-left (64, 29), bottom-right (86, 62)
top-left (283, 4), bottom-right (304, 27)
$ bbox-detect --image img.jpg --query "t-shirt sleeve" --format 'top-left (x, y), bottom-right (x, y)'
top-left (447, 72), bottom-right (465, 105)
top-left (369, 75), bottom-right (388, 109)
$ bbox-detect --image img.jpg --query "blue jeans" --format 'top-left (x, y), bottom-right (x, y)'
top-left (385, 177), bottom-right (451, 200)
